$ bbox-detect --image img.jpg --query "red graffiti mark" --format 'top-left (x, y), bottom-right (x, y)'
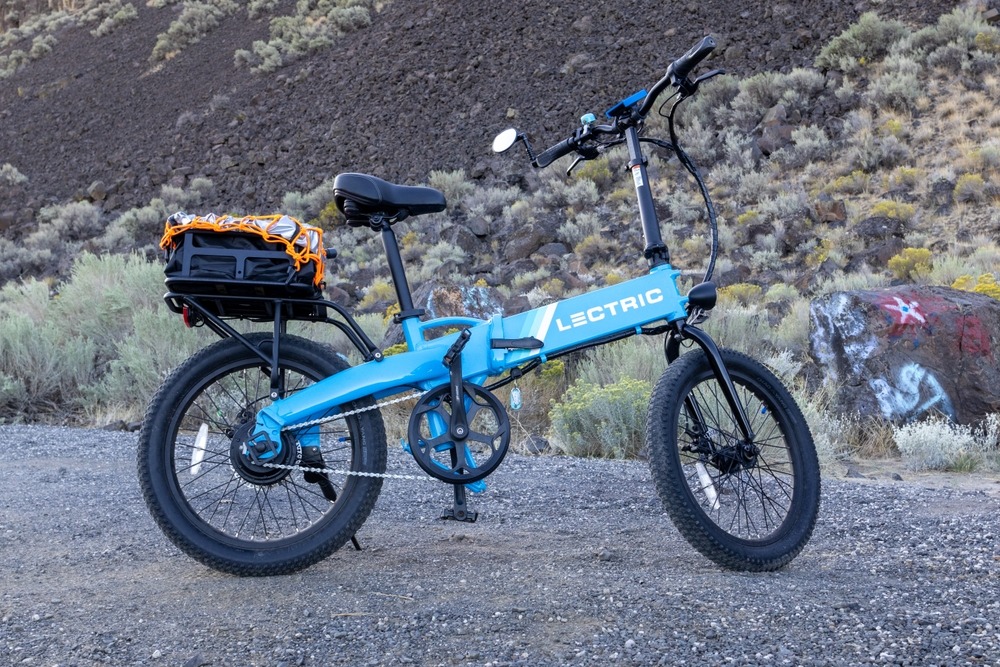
top-left (878, 295), bottom-right (928, 338)
top-left (958, 314), bottom-right (992, 358)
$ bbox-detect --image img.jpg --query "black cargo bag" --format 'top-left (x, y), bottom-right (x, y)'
top-left (161, 214), bottom-right (325, 319)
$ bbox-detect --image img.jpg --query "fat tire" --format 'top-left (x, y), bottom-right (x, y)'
top-left (137, 333), bottom-right (387, 576)
top-left (647, 348), bottom-right (820, 571)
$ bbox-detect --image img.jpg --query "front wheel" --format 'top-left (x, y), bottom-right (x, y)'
top-left (137, 333), bottom-right (387, 576)
top-left (647, 348), bottom-right (820, 571)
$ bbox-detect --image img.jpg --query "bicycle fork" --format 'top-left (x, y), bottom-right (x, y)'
top-left (666, 323), bottom-right (757, 507)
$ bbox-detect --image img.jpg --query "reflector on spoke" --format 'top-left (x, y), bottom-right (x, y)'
top-left (695, 461), bottom-right (720, 510)
top-left (191, 423), bottom-right (209, 476)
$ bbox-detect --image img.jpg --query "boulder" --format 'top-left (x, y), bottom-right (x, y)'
top-left (382, 281), bottom-right (505, 347)
top-left (813, 195), bottom-right (847, 224)
top-left (809, 286), bottom-right (1000, 424)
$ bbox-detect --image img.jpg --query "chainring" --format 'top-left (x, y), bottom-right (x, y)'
top-left (406, 383), bottom-right (510, 484)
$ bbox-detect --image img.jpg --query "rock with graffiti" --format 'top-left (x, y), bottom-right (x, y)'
top-left (809, 286), bottom-right (1000, 424)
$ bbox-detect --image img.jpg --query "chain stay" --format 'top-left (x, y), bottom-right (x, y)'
top-left (263, 391), bottom-right (432, 481)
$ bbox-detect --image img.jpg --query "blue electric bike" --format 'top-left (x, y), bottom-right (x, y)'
top-left (138, 36), bottom-right (820, 576)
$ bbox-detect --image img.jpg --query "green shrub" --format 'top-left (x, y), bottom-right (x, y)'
top-left (0, 280), bottom-right (99, 418)
top-left (575, 338), bottom-right (665, 388)
top-left (869, 199), bottom-right (916, 222)
top-left (815, 12), bottom-right (909, 69)
top-left (825, 169), bottom-right (872, 194)
top-left (549, 377), bottom-right (651, 459)
top-left (702, 303), bottom-right (776, 359)
top-left (869, 72), bottom-right (922, 112)
top-left (99, 179), bottom-right (215, 248)
top-left (558, 211), bottom-right (602, 248)
top-left (94, 306), bottom-right (210, 419)
top-left (718, 282), bottom-right (763, 306)
top-left (574, 156), bottom-right (615, 191)
top-left (678, 74), bottom-right (740, 129)
top-left (428, 169), bottom-right (475, 208)
top-left (234, 2), bottom-right (373, 72)
top-left (89, 0), bottom-right (138, 37)
top-left (909, 7), bottom-right (995, 57)
top-left (151, 0), bottom-right (239, 62)
top-left (953, 173), bottom-right (987, 203)
top-left (952, 273), bottom-right (1000, 300)
top-left (462, 185), bottom-right (521, 223)
top-left (844, 110), bottom-right (910, 172)
top-left (247, 0), bottom-right (279, 19)
top-left (892, 415), bottom-right (998, 471)
top-left (887, 247), bottom-right (932, 280)
top-left (772, 125), bottom-right (831, 168)
top-left (0, 163), bottom-right (28, 186)
top-left (281, 175), bottom-right (338, 221)
top-left (723, 68), bottom-right (825, 130)
top-left (35, 200), bottom-right (102, 241)
top-left (886, 166), bottom-right (922, 190)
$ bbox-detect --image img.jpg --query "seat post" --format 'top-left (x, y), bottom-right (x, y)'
top-left (379, 221), bottom-right (419, 318)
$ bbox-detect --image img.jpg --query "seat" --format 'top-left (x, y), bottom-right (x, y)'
top-left (333, 173), bottom-right (447, 220)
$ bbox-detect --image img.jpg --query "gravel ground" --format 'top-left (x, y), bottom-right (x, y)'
top-left (1, 424), bottom-right (998, 667)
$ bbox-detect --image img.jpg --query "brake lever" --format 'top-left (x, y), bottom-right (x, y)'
top-left (566, 144), bottom-right (601, 176)
top-left (693, 68), bottom-right (725, 86)
top-left (567, 156), bottom-right (585, 176)
top-left (677, 68), bottom-right (726, 99)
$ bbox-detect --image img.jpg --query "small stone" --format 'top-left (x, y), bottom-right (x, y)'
top-left (183, 655), bottom-right (208, 667)
top-left (152, 649), bottom-right (162, 659)
top-left (625, 639), bottom-right (636, 650)
top-left (845, 465), bottom-right (867, 479)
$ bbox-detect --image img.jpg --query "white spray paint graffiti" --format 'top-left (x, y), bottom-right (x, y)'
top-left (868, 363), bottom-right (955, 422)
top-left (809, 294), bottom-right (878, 381)
top-left (811, 292), bottom-right (957, 422)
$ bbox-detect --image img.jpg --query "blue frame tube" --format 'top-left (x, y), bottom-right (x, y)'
top-left (253, 264), bottom-right (687, 442)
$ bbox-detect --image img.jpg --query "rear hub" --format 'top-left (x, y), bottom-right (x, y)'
top-left (230, 421), bottom-right (297, 485)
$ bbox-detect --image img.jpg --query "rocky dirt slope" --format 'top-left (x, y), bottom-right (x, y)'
top-left (0, 0), bottom-right (963, 233)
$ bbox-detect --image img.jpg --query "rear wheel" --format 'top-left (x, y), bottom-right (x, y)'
top-left (647, 348), bottom-right (820, 571)
top-left (137, 333), bottom-right (386, 576)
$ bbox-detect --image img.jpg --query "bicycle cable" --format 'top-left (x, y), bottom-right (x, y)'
top-left (666, 96), bottom-right (719, 284)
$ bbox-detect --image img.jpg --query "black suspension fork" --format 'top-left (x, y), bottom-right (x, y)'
top-left (666, 323), bottom-right (756, 443)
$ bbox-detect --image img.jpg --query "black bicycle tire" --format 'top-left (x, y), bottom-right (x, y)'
top-left (137, 333), bottom-right (387, 576)
top-left (647, 348), bottom-right (820, 571)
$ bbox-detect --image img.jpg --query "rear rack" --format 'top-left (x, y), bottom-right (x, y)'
top-left (164, 292), bottom-right (384, 364)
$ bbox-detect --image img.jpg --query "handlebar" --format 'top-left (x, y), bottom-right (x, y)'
top-left (667, 35), bottom-right (717, 85)
top-left (535, 36), bottom-right (717, 164)
top-left (532, 124), bottom-right (618, 168)
top-left (638, 35), bottom-right (716, 116)
top-left (533, 136), bottom-right (577, 168)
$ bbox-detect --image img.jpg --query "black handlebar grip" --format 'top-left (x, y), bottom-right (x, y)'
top-left (533, 136), bottom-right (576, 168)
top-left (667, 35), bottom-right (716, 83)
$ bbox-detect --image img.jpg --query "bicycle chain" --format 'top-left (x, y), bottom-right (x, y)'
top-left (261, 391), bottom-right (434, 481)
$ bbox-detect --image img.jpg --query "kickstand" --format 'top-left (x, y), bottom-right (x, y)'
top-left (442, 484), bottom-right (477, 523)
top-left (301, 449), bottom-right (364, 551)
top-left (315, 477), bottom-right (363, 550)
